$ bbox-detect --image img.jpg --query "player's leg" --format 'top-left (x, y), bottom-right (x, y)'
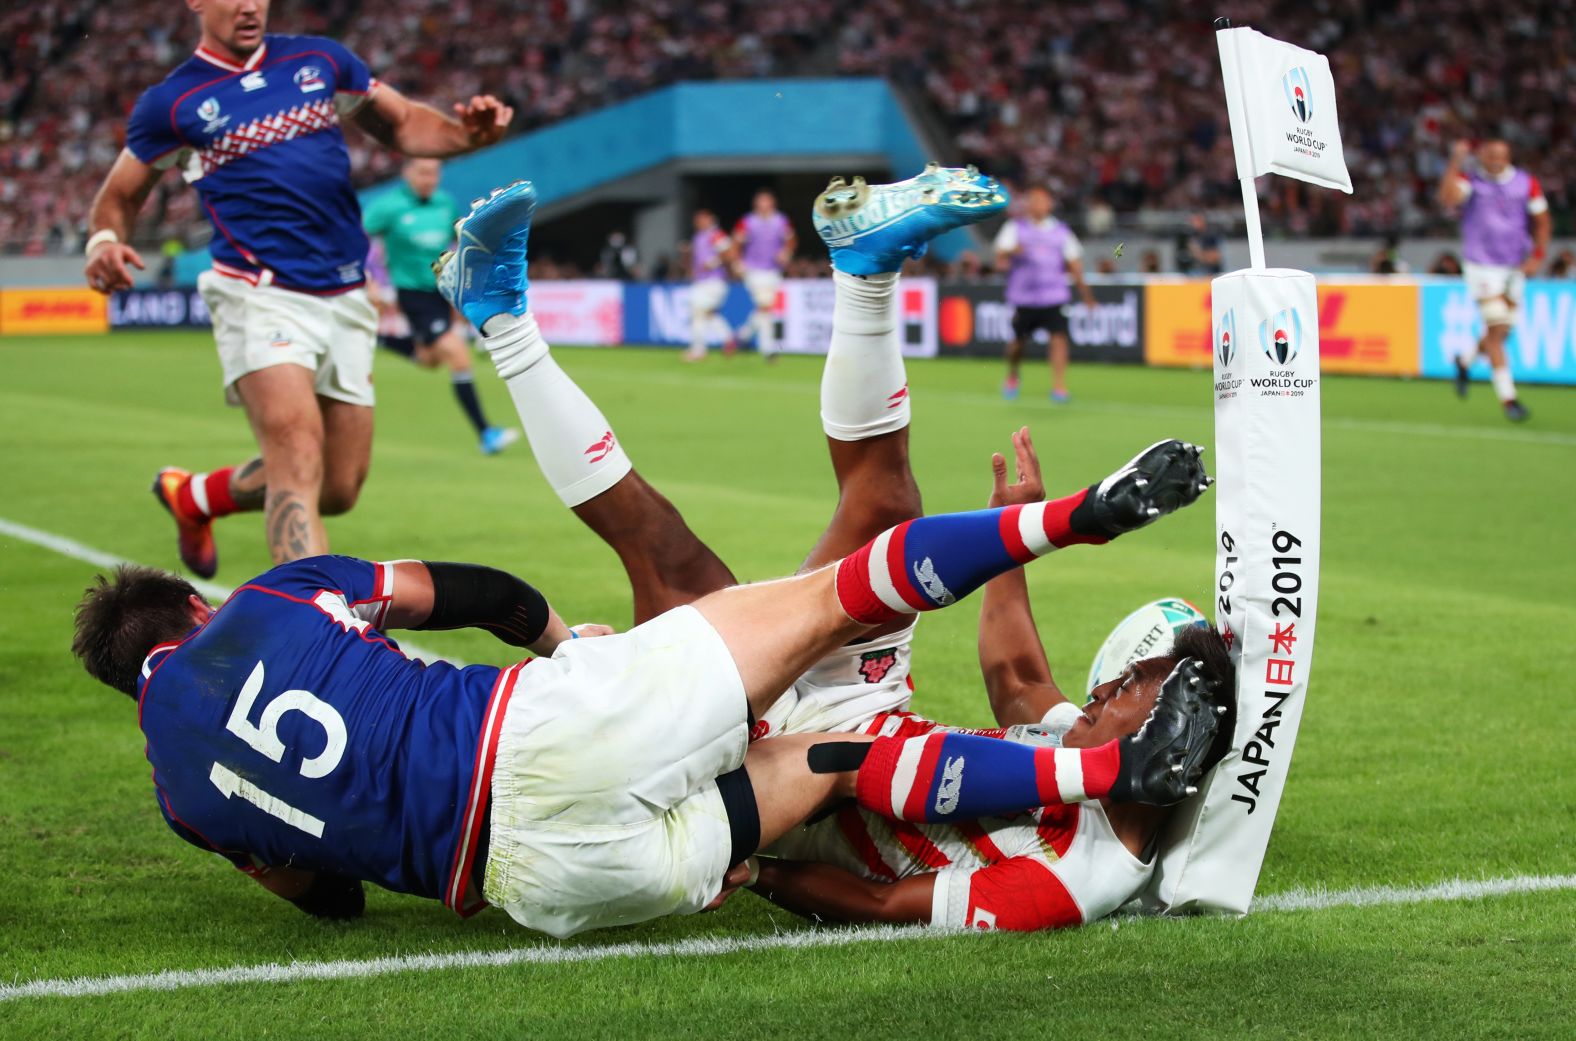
top-left (233, 365), bottom-right (331, 562)
top-left (1048, 328), bottom-right (1071, 403)
top-left (797, 266), bottom-right (921, 572)
top-left (316, 398), bottom-right (373, 519)
top-left (685, 281), bottom-right (713, 361)
top-left (1003, 329), bottom-right (1025, 399)
top-left (437, 183), bottom-right (737, 622)
top-left (1480, 272), bottom-right (1529, 421)
top-left (432, 326), bottom-right (519, 455)
top-left (695, 435), bottom-right (1211, 719)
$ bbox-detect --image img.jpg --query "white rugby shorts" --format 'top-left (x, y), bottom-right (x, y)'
top-left (756, 621), bottom-right (917, 738)
top-left (198, 270), bottom-right (377, 407)
top-left (743, 268), bottom-right (782, 310)
top-left (689, 276), bottom-right (729, 316)
top-left (482, 605), bottom-right (750, 939)
top-left (1462, 262), bottom-right (1526, 326)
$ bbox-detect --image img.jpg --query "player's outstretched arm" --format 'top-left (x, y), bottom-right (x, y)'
top-left (747, 859), bottom-right (936, 925)
top-left (978, 428), bottom-right (1070, 727)
top-left (354, 86), bottom-right (514, 158)
top-left (1438, 140), bottom-right (1471, 208)
top-left (382, 560), bottom-right (594, 655)
top-left (84, 150), bottom-right (161, 294)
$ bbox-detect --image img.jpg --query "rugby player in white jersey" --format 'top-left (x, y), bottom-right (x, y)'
top-left (85, 0), bottom-right (512, 575)
top-left (465, 166), bottom-right (1235, 931)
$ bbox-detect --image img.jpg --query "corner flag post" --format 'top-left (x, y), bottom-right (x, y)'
top-left (1141, 21), bottom-right (1352, 916)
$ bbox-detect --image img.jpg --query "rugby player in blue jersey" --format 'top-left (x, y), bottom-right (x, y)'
top-left (83, 0), bottom-right (513, 578)
top-left (71, 175), bottom-right (1223, 939)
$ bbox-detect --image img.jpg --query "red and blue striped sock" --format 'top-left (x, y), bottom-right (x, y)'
top-left (854, 732), bottom-right (1122, 822)
top-left (835, 490), bottom-right (1107, 625)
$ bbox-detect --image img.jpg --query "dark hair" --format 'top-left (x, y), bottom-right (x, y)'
top-left (1168, 624), bottom-right (1236, 772)
top-left (72, 566), bottom-right (201, 697)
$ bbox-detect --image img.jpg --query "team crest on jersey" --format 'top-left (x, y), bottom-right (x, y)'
top-left (196, 97), bottom-right (229, 134)
top-left (1258, 307), bottom-right (1303, 364)
top-left (295, 66), bottom-right (326, 93)
top-left (1283, 66), bottom-right (1313, 124)
top-left (858, 648), bottom-right (899, 684)
top-left (1216, 308), bottom-right (1237, 367)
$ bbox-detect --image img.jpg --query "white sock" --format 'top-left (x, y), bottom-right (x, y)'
top-left (1491, 366), bottom-right (1517, 403)
top-left (755, 310), bottom-right (776, 355)
top-left (689, 313), bottom-right (708, 354)
top-left (821, 270), bottom-right (910, 441)
top-left (481, 312), bottom-right (632, 506)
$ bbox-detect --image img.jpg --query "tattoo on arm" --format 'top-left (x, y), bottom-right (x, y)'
top-left (230, 457), bottom-right (267, 510)
top-left (265, 490), bottom-right (314, 563)
top-left (352, 103), bottom-right (399, 148)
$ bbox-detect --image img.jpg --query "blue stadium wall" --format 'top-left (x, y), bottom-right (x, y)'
top-left (174, 78), bottom-right (954, 284)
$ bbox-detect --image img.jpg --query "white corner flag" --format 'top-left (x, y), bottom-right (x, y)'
top-left (1216, 27), bottom-right (1352, 193)
top-left (1141, 24), bottom-right (1347, 916)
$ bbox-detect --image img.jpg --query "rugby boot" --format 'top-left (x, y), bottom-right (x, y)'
top-left (1109, 657), bottom-right (1230, 805)
top-left (434, 180), bottom-right (538, 331)
top-left (150, 467), bottom-right (218, 579)
top-left (813, 165), bottom-right (1008, 276)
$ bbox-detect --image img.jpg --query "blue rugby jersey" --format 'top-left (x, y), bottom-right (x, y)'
top-left (124, 35), bottom-right (377, 293)
top-left (136, 556), bottom-right (527, 915)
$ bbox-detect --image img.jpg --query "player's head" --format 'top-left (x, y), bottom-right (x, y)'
top-left (72, 566), bottom-right (212, 697)
top-left (693, 208), bottom-right (715, 231)
top-left (1025, 186), bottom-right (1054, 219)
top-left (753, 190), bottom-right (777, 214)
top-left (188, 0), bottom-right (269, 58)
top-left (403, 158), bottom-right (442, 200)
top-left (1477, 139), bottom-right (1512, 175)
top-left (1067, 624), bottom-right (1235, 772)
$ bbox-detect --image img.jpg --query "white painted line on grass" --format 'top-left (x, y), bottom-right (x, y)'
top-left (4, 873), bottom-right (1572, 1003)
top-left (0, 516), bottom-right (458, 666)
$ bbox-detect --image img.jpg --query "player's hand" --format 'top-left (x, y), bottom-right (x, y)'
top-left (454, 94), bottom-right (514, 148)
top-left (570, 623), bottom-right (616, 639)
top-left (1082, 290), bottom-right (1098, 309)
top-left (84, 241), bottom-right (145, 295)
top-left (701, 859), bottom-right (758, 911)
top-left (1520, 256), bottom-right (1542, 277)
top-left (989, 426), bottom-right (1046, 508)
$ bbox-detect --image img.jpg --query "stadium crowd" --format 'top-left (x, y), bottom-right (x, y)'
top-left (3, 0), bottom-right (1573, 255)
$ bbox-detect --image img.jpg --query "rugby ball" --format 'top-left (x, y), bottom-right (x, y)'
top-left (1086, 598), bottom-right (1208, 694)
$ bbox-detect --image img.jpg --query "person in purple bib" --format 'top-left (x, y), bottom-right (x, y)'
top-left (993, 186), bottom-right (1096, 403)
top-left (734, 191), bottom-right (797, 360)
top-left (685, 208), bottom-right (739, 362)
top-left (1438, 139), bottom-right (1551, 423)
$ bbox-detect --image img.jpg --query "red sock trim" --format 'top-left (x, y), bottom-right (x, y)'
top-left (202, 467), bottom-right (238, 518)
top-left (173, 474), bottom-right (202, 520)
top-left (1080, 741), bottom-right (1121, 800)
top-left (998, 505), bottom-right (1034, 563)
top-left (900, 734), bottom-right (947, 821)
top-left (1041, 489), bottom-right (1107, 550)
top-left (854, 735), bottom-right (905, 817)
top-left (835, 548), bottom-right (904, 626)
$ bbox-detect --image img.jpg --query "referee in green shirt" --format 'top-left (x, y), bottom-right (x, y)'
top-left (364, 159), bottom-right (518, 455)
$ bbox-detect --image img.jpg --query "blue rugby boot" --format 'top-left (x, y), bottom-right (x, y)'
top-left (434, 180), bottom-right (537, 332)
top-left (813, 166), bottom-right (1007, 276)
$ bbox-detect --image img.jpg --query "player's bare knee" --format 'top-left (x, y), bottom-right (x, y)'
top-left (319, 472), bottom-right (367, 516)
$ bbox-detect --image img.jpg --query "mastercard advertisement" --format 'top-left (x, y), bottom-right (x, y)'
top-left (0, 288), bottom-right (109, 336)
top-left (936, 283), bottom-right (1144, 362)
top-left (1144, 279), bottom-right (1420, 376)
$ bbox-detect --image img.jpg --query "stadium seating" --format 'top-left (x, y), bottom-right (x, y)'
top-left (3, 0), bottom-right (1571, 256)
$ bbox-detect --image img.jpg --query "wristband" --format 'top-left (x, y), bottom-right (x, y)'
top-left (85, 229), bottom-right (120, 255)
top-left (1533, 245), bottom-right (1547, 262)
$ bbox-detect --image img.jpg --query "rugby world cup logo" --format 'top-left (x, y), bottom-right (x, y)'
top-left (1258, 308), bottom-right (1303, 364)
top-left (1283, 67), bottom-right (1313, 124)
top-left (1216, 308), bottom-right (1237, 368)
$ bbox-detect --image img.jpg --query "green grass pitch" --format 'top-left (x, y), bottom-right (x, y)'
top-left (2, 331), bottom-right (1574, 1039)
